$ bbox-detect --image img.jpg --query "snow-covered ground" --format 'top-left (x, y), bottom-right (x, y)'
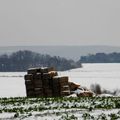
top-left (0, 63), bottom-right (120, 97)
top-left (60, 63), bottom-right (120, 92)
top-left (0, 72), bottom-right (26, 97)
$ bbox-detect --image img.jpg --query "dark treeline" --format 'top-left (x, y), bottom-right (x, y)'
top-left (80, 52), bottom-right (120, 63)
top-left (0, 50), bottom-right (81, 72)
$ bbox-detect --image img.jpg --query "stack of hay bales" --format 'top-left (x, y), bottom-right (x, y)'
top-left (24, 67), bottom-right (70, 97)
top-left (24, 67), bottom-right (94, 97)
top-left (52, 76), bottom-right (70, 97)
top-left (25, 68), bottom-right (43, 97)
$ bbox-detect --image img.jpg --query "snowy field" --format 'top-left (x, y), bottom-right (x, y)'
top-left (60, 63), bottom-right (120, 92)
top-left (0, 63), bottom-right (120, 97)
top-left (0, 97), bottom-right (120, 119)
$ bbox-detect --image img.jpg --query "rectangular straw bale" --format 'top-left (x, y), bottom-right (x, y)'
top-left (60, 85), bottom-right (70, 91)
top-left (34, 73), bottom-right (42, 80)
top-left (43, 86), bottom-right (52, 94)
top-left (40, 67), bottom-right (55, 73)
top-left (33, 78), bottom-right (43, 88)
top-left (25, 80), bottom-right (32, 85)
top-left (25, 85), bottom-right (34, 90)
top-left (34, 79), bottom-right (42, 85)
top-left (52, 77), bottom-right (59, 84)
top-left (44, 90), bottom-right (53, 97)
top-left (59, 82), bottom-right (69, 86)
top-left (34, 88), bottom-right (43, 92)
top-left (68, 82), bottom-right (80, 91)
top-left (34, 84), bottom-right (42, 88)
top-left (35, 93), bottom-right (44, 97)
top-left (42, 78), bottom-right (50, 86)
top-left (45, 93), bottom-right (52, 97)
top-left (24, 74), bottom-right (33, 80)
top-left (52, 76), bottom-right (69, 88)
top-left (43, 87), bottom-right (52, 92)
top-left (53, 76), bottom-right (68, 83)
top-left (52, 82), bottom-right (59, 89)
top-left (25, 80), bottom-right (34, 90)
top-left (27, 68), bottom-right (39, 74)
top-left (52, 86), bottom-right (60, 96)
top-left (26, 90), bottom-right (35, 97)
top-left (52, 92), bottom-right (60, 97)
top-left (58, 76), bottom-right (68, 83)
top-left (27, 67), bottom-right (55, 75)
top-left (43, 80), bottom-right (49, 86)
top-left (48, 71), bottom-right (58, 78)
top-left (52, 78), bottom-right (60, 90)
top-left (60, 90), bottom-right (70, 96)
top-left (34, 88), bottom-right (43, 96)
top-left (42, 73), bottom-right (52, 80)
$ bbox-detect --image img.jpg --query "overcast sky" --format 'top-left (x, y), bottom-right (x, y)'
top-left (0, 0), bottom-right (120, 46)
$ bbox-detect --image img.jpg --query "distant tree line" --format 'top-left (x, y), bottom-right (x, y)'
top-left (80, 52), bottom-right (120, 63)
top-left (0, 50), bottom-right (81, 72)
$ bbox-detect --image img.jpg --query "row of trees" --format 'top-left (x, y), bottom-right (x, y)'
top-left (80, 52), bottom-right (120, 63)
top-left (0, 50), bottom-right (81, 71)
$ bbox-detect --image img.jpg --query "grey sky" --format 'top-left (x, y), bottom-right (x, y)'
top-left (0, 0), bottom-right (120, 46)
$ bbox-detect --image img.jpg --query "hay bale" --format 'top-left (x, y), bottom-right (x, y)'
top-left (42, 71), bottom-right (57, 80)
top-left (52, 92), bottom-right (60, 97)
top-left (42, 73), bottom-right (51, 80)
top-left (43, 88), bottom-right (53, 97)
top-left (27, 68), bottom-right (39, 74)
top-left (44, 90), bottom-right (52, 94)
top-left (34, 88), bottom-right (44, 96)
top-left (69, 82), bottom-right (80, 91)
top-left (28, 67), bottom-right (54, 74)
top-left (61, 90), bottom-right (70, 96)
top-left (60, 85), bottom-right (70, 91)
top-left (25, 67), bottom-right (74, 97)
top-left (26, 90), bottom-right (35, 97)
top-left (40, 67), bottom-right (55, 73)
top-left (24, 74), bottom-right (33, 80)
top-left (48, 71), bottom-right (58, 78)
top-left (42, 79), bottom-right (50, 87)
top-left (60, 85), bottom-right (70, 96)
top-left (25, 80), bottom-right (32, 85)
top-left (34, 88), bottom-right (43, 91)
top-left (77, 91), bottom-right (93, 97)
top-left (52, 76), bottom-right (69, 97)
top-left (27, 67), bottom-right (55, 74)
top-left (59, 82), bottom-right (69, 86)
top-left (25, 80), bottom-right (34, 90)
top-left (42, 73), bottom-right (52, 87)
top-left (52, 85), bottom-right (60, 97)
top-left (34, 79), bottom-right (42, 85)
top-left (34, 83), bottom-right (42, 88)
top-left (34, 73), bottom-right (42, 80)
top-left (25, 85), bottom-right (34, 90)
top-left (53, 76), bottom-right (68, 84)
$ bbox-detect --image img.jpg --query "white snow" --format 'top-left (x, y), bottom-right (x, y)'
top-left (74, 89), bottom-right (84, 94)
top-left (0, 72), bottom-right (26, 97)
top-left (59, 63), bottom-right (120, 91)
top-left (99, 94), bottom-right (114, 97)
